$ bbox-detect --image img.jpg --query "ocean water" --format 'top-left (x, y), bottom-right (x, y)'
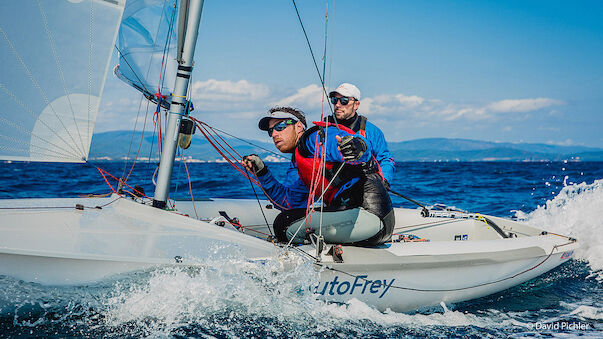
top-left (0, 161), bottom-right (602, 337)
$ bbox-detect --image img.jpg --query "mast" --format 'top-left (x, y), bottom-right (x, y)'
top-left (153, 0), bottom-right (204, 209)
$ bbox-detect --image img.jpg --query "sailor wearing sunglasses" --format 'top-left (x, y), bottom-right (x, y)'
top-left (242, 107), bottom-right (310, 211)
top-left (327, 83), bottom-right (395, 189)
top-left (243, 105), bottom-right (394, 246)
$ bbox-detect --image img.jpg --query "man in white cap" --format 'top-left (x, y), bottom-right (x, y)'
top-left (328, 83), bottom-right (395, 188)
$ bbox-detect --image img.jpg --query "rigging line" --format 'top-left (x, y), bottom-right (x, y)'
top-left (387, 187), bottom-right (430, 212)
top-left (393, 218), bottom-right (466, 231)
top-left (113, 1), bottom-right (173, 100)
top-left (123, 0), bottom-right (174, 179)
top-left (245, 168), bottom-right (274, 236)
top-left (122, 87), bottom-right (151, 180)
top-left (322, 0), bottom-right (329, 82)
top-left (182, 156), bottom-right (199, 219)
top-left (286, 162), bottom-right (347, 247)
top-left (0, 196), bottom-right (122, 211)
top-left (0, 28), bottom-right (85, 159)
top-left (200, 123), bottom-right (286, 159)
top-left (198, 123), bottom-right (248, 169)
top-left (317, 0), bottom-right (330, 237)
top-left (87, 0), bottom-right (94, 156)
top-left (157, 1), bottom-right (178, 94)
top-left (291, 0), bottom-right (335, 117)
top-left (194, 123), bottom-right (258, 184)
top-left (0, 83), bottom-right (81, 159)
top-left (114, 45), bottom-right (153, 96)
top-left (96, 166), bottom-right (150, 199)
top-left (193, 120), bottom-right (291, 210)
top-left (37, 0), bottom-right (87, 156)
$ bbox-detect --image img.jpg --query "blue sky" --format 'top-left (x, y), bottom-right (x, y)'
top-left (98, 0), bottom-right (603, 147)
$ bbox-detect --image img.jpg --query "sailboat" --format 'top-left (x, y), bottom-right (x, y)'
top-left (0, 0), bottom-right (578, 313)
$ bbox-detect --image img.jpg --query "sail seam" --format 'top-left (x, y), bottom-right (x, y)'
top-left (0, 83), bottom-right (82, 160)
top-left (0, 27), bottom-right (85, 159)
top-left (88, 0), bottom-right (95, 157)
top-left (36, 0), bottom-right (88, 157)
top-left (0, 116), bottom-right (78, 159)
top-left (0, 134), bottom-right (76, 160)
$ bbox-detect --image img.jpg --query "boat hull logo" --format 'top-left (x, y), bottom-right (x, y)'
top-left (313, 275), bottom-right (394, 299)
top-left (560, 250), bottom-right (574, 260)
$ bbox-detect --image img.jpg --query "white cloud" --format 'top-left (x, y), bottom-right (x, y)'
top-left (271, 84), bottom-right (324, 109)
top-left (190, 79), bottom-right (269, 102)
top-left (487, 98), bottom-right (564, 113)
top-left (362, 94), bottom-right (425, 115)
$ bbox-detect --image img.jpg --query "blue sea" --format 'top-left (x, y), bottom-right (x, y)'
top-left (0, 161), bottom-right (602, 337)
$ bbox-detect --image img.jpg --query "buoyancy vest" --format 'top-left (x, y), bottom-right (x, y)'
top-left (294, 121), bottom-right (378, 206)
top-left (319, 117), bottom-right (386, 181)
top-left (294, 125), bottom-right (341, 205)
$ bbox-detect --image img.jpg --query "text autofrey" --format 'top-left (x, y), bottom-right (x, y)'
top-left (314, 275), bottom-right (394, 298)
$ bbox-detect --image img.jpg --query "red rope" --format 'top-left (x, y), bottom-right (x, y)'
top-left (189, 117), bottom-right (289, 210)
top-left (96, 167), bottom-right (150, 200)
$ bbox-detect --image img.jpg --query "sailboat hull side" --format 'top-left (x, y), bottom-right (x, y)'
top-left (0, 251), bottom-right (158, 285)
top-left (311, 238), bottom-right (578, 312)
top-left (0, 196), bottom-right (276, 285)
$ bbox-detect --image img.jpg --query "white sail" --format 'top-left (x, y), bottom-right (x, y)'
top-left (114, 0), bottom-right (179, 110)
top-left (0, 0), bottom-right (125, 162)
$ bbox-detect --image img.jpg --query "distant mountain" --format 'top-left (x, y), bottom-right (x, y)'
top-left (387, 138), bottom-right (603, 161)
top-left (89, 130), bottom-right (285, 162)
top-left (89, 132), bottom-right (603, 162)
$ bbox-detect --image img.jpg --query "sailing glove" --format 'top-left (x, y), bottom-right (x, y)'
top-left (242, 154), bottom-right (267, 176)
top-left (338, 135), bottom-right (367, 162)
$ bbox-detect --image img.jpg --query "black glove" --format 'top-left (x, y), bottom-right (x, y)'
top-left (338, 135), bottom-right (367, 162)
top-left (242, 154), bottom-right (267, 176)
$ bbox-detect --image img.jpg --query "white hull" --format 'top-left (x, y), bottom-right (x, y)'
top-left (304, 235), bottom-right (576, 312)
top-left (0, 196), bottom-right (578, 312)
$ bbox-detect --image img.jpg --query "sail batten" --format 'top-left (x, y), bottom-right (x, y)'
top-left (0, 0), bottom-right (125, 163)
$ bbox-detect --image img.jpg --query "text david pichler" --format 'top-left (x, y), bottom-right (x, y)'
top-left (534, 321), bottom-right (590, 331)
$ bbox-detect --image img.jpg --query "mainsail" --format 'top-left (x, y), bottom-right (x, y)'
top-left (0, 0), bottom-right (125, 163)
top-left (114, 0), bottom-right (179, 110)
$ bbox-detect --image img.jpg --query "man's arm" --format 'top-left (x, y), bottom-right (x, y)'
top-left (243, 155), bottom-right (309, 211)
top-left (366, 123), bottom-right (395, 184)
top-left (304, 127), bottom-right (372, 164)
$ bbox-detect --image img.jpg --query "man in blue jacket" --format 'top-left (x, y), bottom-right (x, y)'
top-left (243, 106), bottom-right (394, 246)
top-left (242, 106), bottom-right (310, 211)
top-left (327, 83), bottom-right (395, 188)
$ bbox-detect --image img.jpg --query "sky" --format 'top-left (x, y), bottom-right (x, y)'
top-left (97, 0), bottom-right (603, 148)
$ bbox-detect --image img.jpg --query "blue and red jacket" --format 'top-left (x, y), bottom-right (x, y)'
top-left (256, 160), bottom-right (309, 211)
top-left (256, 123), bottom-right (372, 210)
top-left (295, 122), bottom-right (373, 205)
top-left (326, 114), bottom-right (395, 184)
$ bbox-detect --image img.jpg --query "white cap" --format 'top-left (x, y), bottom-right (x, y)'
top-left (329, 83), bottom-right (361, 100)
top-left (258, 110), bottom-right (307, 131)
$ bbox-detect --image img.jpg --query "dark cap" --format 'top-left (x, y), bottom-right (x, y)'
top-left (258, 107), bottom-right (307, 131)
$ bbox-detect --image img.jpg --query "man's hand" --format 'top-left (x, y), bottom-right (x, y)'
top-left (336, 135), bottom-right (367, 162)
top-left (242, 154), bottom-right (267, 176)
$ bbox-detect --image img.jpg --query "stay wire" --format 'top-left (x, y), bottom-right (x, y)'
top-left (202, 124), bottom-right (286, 159)
top-left (245, 168), bottom-right (274, 236)
top-left (291, 0), bottom-right (336, 120)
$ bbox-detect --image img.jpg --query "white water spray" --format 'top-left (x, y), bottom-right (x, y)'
top-left (516, 179), bottom-right (603, 278)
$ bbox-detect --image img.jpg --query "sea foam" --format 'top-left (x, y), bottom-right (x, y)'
top-left (516, 179), bottom-right (603, 279)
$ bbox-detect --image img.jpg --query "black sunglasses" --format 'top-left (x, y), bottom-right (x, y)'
top-left (330, 96), bottom-right (354, 106)
top-left (268, 119), bottom-right (296, 137)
